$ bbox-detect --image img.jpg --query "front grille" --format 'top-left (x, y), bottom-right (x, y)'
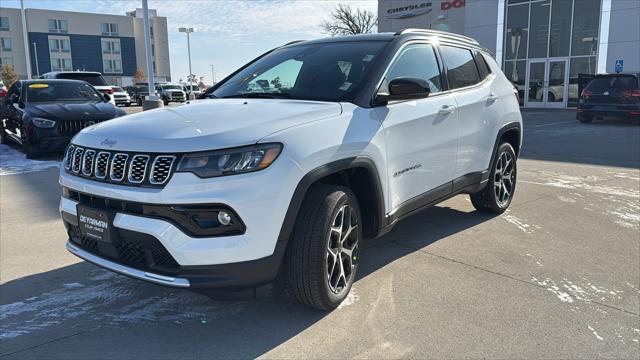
top-left (64, 144), bottom-right (179, 188)
top-left (60, 120), bottom-right (105, 135)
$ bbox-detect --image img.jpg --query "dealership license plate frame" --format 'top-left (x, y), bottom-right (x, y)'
top-left (77, 205), bottom-right (114, 243)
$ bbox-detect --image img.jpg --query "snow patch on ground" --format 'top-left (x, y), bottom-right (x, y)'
top-left (338, 288), bottom-right (359, 310)
top-left (0, 144), bottom-right (60, 175)
top-left (0, 270), bottom-right (242, 339)
top-left (502, 210), bottom-right (540, 234)
top-left (588, 325), bottom-right (604, 341)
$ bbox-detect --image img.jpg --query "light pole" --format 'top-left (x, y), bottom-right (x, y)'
top-left (20, 0), bottom-right (32, 79)
top-left (179, 27), bottom-right (195, 99)
top-left (141, 0), bottom-right (161, 110)
top-left (210, 64), bottom-right (215, 85)
top-left (32, 42), bottom-right (39, 77)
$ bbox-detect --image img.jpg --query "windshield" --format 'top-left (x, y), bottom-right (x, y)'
top-left (26, 82), bottom-right (103, 103)
top-left (213, 41), bottom-right (387, 102)
top-left (186, 85), bottom-right (199, 90)
top-left (113, 87), bottom-right (124, 92)
top-left (137, 86), bottom-right (149, 92)
top-left (56, 73), bottom-right (108, 87)
top-left (162, 85), bottom-right (182, 90)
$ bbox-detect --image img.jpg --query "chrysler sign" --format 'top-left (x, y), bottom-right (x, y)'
top-left (386, 2), bottom-right (433, 19)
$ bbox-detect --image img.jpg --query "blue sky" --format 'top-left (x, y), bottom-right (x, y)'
top-left (2, 0), bottom-right (377, 83)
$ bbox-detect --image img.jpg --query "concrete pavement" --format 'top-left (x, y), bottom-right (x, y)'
top-left (0, 109), bottom-right (638, 358)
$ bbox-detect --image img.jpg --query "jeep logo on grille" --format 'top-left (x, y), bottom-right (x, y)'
top-left (100, 139), bottom-right (117, 147)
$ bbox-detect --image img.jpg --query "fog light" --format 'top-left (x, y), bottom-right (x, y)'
top-left (218, 211), bottom-right (232, 226)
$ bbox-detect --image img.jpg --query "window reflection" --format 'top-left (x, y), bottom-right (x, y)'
top-left (505, 4), bottom-right (529, 60)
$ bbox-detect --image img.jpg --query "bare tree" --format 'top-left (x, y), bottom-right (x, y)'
top-left (133, 68), bottom-right (146, 84)
top-left (1, 64), bottom-right (19, 88)
top-left (321, 4), bottom-right (377, 36)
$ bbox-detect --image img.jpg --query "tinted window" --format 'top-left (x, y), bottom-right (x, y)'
top-left (113, 87), bottom-right (124, 92)
top-left (385, 44), bottom-right (442, 93)
top-left (474, 52), bottom-right (491, 80)
top-left (213, 41), bottom-right (387, 102)
top-left (25, 82), bottom-right (102, 103)
top-left (586, 76), bottom-right (639, 92)
top-left (57, 73), bottom-right (107, 86)
top-left (440, 46), bottom-right (480, 89)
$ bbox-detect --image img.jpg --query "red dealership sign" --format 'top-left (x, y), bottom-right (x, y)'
top-left (441, 0), bottom-right (466, 10)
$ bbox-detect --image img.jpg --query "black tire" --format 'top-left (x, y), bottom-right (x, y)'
top-left (125, 102), bottom-right (131, 107)
top-left (548, 92), bottom-right (556, 102)
top-left (163, 97), bottom-right (169, 106)
top-left (287, 184), bottom-right (361, 311)
top-left (579, 113), bottom-right (593, 123)
top-left (470, 142), bottom-right (517, 214)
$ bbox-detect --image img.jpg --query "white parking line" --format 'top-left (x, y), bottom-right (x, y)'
top-left (530, 120), bottom-right (576, 128)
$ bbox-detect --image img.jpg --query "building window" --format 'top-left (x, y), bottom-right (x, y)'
top-left (528, 0), bottom-right (550, 58)
top-left (549, 0), bottom-right (572, 57)
top-left (100, 23), bottom-right (119, 36)
top-left (152, 61), bottom-right (156, 74)
top-left (103, 59), bottom-right (122, 74)
top-left (571, 0), bottom-right (601, 56)
top-left (504, 3), bottom-right (528, 60)
top-left (151, 43), bottom-right (155, 56)
top-left (0, 57), bottom-right (14, 67)
top-left (48, 38), bottom-right (70, 53)
top-left (0, 17), bottom-right (9, 31)
top-left (1, 37), bottom-right (11, 51)
top-left (51, 58), bottom-right (72, 71)
top-left (150, 26), bottom-right (154, 38)
top-left (101, 38), bottom-right (121, 54)
top-left (48, 19), bottom-right (68, 34)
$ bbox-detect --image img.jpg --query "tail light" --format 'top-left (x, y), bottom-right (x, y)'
top-left (0, 89), bottom-right (7, 97)
top-left (580, 89), bottom-right (592, 98)
top-left (621, 89), bottom-right (640, 98)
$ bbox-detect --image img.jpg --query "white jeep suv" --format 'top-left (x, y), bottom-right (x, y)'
top-left (59, 30), bottom-right (522, 310)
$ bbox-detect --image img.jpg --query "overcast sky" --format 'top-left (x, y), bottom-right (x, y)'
top-left (3, 0), bottom-right (378, 83)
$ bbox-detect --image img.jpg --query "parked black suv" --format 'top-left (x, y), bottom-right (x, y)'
top-left (577, 73), bottom-right (640, 123)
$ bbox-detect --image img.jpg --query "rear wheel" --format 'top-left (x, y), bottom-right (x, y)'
top-left (579, 113), bottom-right (593, 123)
top-left (0, 119), bottom-right (9, 145)
top-left (287, 184), bottom-right (361, 311)
top-left (470, 142), bottom-right (517, 214)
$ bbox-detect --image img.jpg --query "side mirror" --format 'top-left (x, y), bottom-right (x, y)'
top-left (375, 77), bottom-right (431, 105)
top-left (103, 93), bottom-right (111, 102)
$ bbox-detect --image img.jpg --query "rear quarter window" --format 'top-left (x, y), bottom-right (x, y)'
top-left (586, 76), bottom-right (639, 92)
top-left (474, 52), bottom-right (491, 80)
top-left (440, 46), bottom-right (481, 89)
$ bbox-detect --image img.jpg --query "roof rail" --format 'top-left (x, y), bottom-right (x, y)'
top-left (283, 40), bottom-right (305, 46)
top-left (397, 28), bottom-right (480, 46)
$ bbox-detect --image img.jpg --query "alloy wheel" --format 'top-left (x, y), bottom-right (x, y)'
top-left (494, 150), bottom-right (515, 207)
top-left (326, 204), bottom-right (359, 294)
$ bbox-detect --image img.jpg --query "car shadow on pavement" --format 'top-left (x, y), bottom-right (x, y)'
top-left (0, 205), bottom-right (494, 359)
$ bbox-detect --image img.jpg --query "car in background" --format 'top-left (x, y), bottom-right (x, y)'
top-left (156, 83), bottom-right (186, 105)
top-left (125, 85), bottom-right (149, 106)
top-left (183, 84), bottom-right (202, 98)
top-left (0, 80), bottom-right (126, 158)
top-left (112, 86), bottom-right (132, 107)
top-left (577, 73), bottom-right (640, 123)
top-left (40, 71), bottom-right (116, 105)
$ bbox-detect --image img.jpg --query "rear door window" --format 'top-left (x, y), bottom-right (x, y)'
top-left (440, 46), bottom-right (481, 89)
top-left (474, 52), bottom-right (491, 80)
top-left (586, 76), bottom-right (639, 92)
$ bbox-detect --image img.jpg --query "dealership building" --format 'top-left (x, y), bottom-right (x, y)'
top-left (0, 7), bottom-right (171, 85)
top-left (378, 0), bottom-right (640, 108)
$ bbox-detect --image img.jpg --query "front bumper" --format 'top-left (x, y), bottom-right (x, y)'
top-left (59, 155), bottom-right (303, 289)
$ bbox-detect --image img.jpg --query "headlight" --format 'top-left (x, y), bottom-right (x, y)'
top-left (177, 143), bottom-right (282, 178)
top-left (32, 117), bottom-right (56, 128)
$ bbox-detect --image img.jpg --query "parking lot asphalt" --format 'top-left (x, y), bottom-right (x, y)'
top-left (0, 108), bottom-right (638, 359)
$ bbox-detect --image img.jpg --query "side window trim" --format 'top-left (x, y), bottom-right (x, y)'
top-left (373, 40), bottom-right (446, 103)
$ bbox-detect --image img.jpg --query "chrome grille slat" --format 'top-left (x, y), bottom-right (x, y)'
top-left (65, 145), bottom-right (177, 187)
top-left (149, 156), bottom-right (176, 185)
top-left (128, 155), bottom-right (150, 184)
top-left (94, 152), bottom-right (111, 179)
top-left (110, 153), bottom-right (129, 181)
top-left (64, 144), bottom-right (75, 170)
top-left (72, 147), bottom-right (84, 173)
top-left (82, 150), bottom-right (96, 176)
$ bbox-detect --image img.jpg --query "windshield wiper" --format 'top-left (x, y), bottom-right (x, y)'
top-left (222, 93), bottom-right (291, 99)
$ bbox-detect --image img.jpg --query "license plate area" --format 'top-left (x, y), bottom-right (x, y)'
top-left (77, 205), bottom-right (113, 243)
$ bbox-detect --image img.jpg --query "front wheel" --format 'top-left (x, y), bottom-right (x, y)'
top-left (470, 142), bottom-right (517, 214)
top-left (287, 184), bottom-right (361, 311)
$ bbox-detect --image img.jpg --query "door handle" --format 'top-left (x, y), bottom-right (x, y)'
top-left (438, 105), bottom-right (456, 115)
top-left (487, 94), bottom-right (499, 102)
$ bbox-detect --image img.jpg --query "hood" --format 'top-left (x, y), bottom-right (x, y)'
top-left (28, 102), bottom-right (119, 122)
top-left (73, 99), bottom-right (342, 152)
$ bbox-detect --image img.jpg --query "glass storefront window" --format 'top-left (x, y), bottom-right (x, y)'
top-left (571, 0), bottom-right (601, 56)
top-left (504, 4), bottom-right (529, 60)
top-left (528, 0), bottom-right (550, 58)
top-left (568, 56), bottom-right (596, 106)
top-left (504, 60), bottom-right (526, 105)
top-left (549, 0), bottom-right (572, 57)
